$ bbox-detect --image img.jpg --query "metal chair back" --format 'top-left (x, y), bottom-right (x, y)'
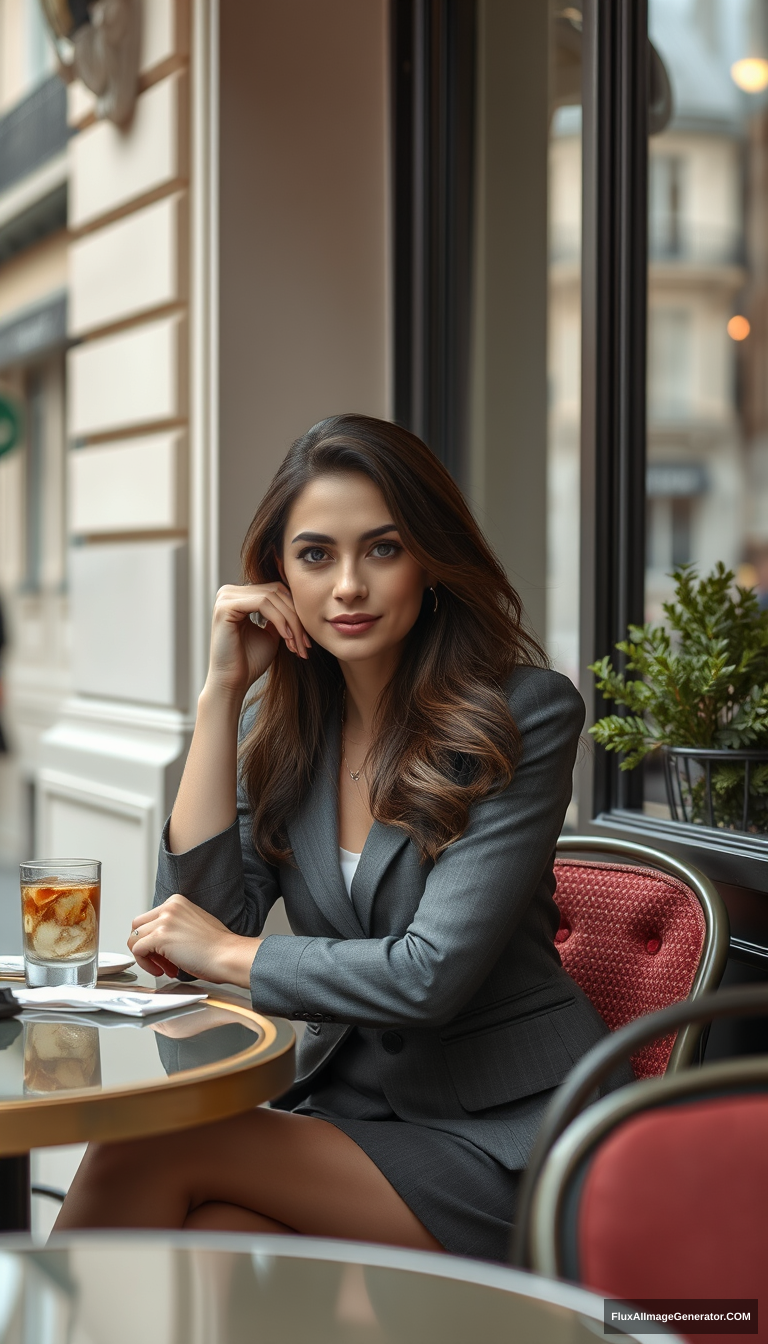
top-left (523, 985), bottom-right (768, 1293)
top-left (512, 984), bottom-right (768, 1270)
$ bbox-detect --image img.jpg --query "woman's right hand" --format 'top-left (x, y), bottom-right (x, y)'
top-left (206, 582), bottom-right (311, 697)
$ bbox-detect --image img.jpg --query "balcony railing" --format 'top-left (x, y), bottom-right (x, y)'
top-left (550, 221), bottom-right (745, 267)
top-left (649, 216), bottom-right (744, 266)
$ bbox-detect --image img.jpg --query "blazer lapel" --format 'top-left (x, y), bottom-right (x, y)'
top-left (286, 713), bottom-right (366, 940)
top-left (351, 820), bottom-right (410, 935)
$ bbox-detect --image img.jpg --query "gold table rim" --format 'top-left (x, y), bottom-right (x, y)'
top-left (0, 992), bottom-right (296, 1154)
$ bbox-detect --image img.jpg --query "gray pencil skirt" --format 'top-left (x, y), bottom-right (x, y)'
top-left (294, 1094), bottom-right (521, 1262)
top-left (289, 1027), bottom-right (522, 1262)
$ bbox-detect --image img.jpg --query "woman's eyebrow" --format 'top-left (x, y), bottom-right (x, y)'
top-left (290, 524), bottom-right (399, 544)
top-left (360, 523), bottom-right (399, 541)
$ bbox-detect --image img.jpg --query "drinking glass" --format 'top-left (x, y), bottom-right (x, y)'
top-left (20, 859), bottom-right (101, 988)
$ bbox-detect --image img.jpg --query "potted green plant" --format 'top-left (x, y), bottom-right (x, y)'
top-left (590, 563), bottom-right (768, 833)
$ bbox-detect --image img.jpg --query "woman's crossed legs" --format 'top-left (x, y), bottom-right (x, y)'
top-left (54, 1106), bottom-right (444, 1251)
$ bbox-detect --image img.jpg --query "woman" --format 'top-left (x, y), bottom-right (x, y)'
top-left (57, 414), bottom-right (613, 1261)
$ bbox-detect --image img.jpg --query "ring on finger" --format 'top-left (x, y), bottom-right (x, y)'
top-left (249, 611), bottom-right (268, 629)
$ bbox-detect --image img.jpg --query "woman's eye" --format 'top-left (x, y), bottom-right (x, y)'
top-left (299, 547), bottom-right (329, 564)
top-left (370, 542), bottom-right (400, 558)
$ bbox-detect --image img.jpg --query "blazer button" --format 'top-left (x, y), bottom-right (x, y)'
top-left (381, 1031), bottom-right (404, 1054)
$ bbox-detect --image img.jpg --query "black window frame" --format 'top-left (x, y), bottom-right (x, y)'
top-left (390, 0), bottom-right (476, 487)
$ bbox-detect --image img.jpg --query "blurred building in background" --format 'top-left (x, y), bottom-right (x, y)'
top-left (0, 0), bottom-right (67, 861)
top-left (546, 0), bottom-right (768, 679)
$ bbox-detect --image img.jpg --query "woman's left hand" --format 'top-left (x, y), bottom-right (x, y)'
top-left (129, 895), bottom-right (260, 988)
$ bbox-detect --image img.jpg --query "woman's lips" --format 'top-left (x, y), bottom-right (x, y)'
top-left (328, 614), bottom-right (381, 636)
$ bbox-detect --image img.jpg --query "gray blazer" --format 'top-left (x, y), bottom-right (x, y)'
top-left (155, 664), bottom-right (612, 1170)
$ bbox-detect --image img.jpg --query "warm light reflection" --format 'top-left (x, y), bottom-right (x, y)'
top-left (731, 58), bottom-right (768, 92)
top-left (727, 315), bottom-right (751, 341)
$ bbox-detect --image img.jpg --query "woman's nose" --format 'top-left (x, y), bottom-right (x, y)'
top-left (333, 559), bottom-right (367, 602)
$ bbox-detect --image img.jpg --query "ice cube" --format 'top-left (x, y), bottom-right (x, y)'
top-left (31, 900), bottom-right (97, 960)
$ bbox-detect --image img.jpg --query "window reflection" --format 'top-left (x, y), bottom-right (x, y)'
top-left (643, 0), bottom-right (768, 819)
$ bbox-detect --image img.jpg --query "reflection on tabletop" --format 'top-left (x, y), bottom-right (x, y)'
top-left (151, 1005), bottom-right (248, 1040)
top-left (0, 986), bottom-right (263, 1097)
top-left (23, 1022), bottom-right (101, 1094)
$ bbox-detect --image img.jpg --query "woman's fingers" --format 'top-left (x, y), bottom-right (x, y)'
top-left (127, 894), bottom-right (255, 986)
top-left (215, 584), bottom-right (310, 660)
top-left (129, 918), bottom-right (176, 978)
top-left (133, 950), bottom-right (179, 978)
top-left (244, 594), bottom-right (308, 660)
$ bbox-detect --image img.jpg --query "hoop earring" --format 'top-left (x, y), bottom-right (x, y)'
top-left (429, 586), bottom-right (438, 614)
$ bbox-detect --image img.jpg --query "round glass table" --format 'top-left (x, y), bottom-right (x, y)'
top-left (0, 986), bottom-right (295, 1231)
top-left (0, 1233), bottom-right (670, 1344)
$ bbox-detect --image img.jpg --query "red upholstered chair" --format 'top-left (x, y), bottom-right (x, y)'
top-left (524, 987), bottom-right (768, 1344)
top-left (554, 837), bottom-right (729, 1076)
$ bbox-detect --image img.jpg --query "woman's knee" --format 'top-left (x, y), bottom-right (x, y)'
top-left (76, 1132), bottom-right (171, 1186)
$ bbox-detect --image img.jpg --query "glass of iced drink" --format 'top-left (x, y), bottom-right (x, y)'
top-left (20, 860), bottom-right (101, 988)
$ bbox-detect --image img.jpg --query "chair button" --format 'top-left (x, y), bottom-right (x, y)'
top-left (555, 924), bottom-right (571, 944)
top-left (381, 1030), bottom-right (404, 1054)
top-left (646, 936), bottom-right (661, 955)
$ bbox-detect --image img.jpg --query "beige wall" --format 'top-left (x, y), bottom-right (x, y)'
top-left (217, 0), bottom-right (390, 584)
top-left (469, 0), bottom-right (549, 648)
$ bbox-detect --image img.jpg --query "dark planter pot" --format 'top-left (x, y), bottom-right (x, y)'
top-left (663, 746), bottom-right (768, 834)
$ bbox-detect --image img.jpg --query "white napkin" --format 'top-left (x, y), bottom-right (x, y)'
top-left (12, 987), bottom-right (208, 1017)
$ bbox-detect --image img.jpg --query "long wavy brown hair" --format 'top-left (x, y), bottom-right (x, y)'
top-left (239, 414), bottom-right (546, 865)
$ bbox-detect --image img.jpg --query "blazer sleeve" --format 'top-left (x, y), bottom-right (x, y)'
top-left (251, 667), bottom-right (585, 1027)
top-left (153, 697), bottom-right (281, 937)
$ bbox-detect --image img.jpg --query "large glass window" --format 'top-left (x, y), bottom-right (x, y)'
top-left (641, 0), bottom-right (764, 820)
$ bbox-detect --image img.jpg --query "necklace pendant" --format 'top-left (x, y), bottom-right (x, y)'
top-left (350, 769), bottom-right (362, 782)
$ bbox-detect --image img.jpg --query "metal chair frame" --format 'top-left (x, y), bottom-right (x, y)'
top-left (522, 984), bottom-right (768, 1280)
top-left (554, 836), bottom-right (730, 1072)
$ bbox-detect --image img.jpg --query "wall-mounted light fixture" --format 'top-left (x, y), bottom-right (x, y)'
top-left (38, 0), bottom-right (141, 127)
top-left (731, 0), bottom-right (768, 93)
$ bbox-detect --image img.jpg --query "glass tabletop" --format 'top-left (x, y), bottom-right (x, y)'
top-left (0, 1235), bottom-right (669, 1344)
top-left (0, 987), bottom-right (263, 1102)
top-left (0, 980), bottom-right (295, 1160)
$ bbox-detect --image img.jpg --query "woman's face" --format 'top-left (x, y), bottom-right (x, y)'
top-left (280, 472), bottom-right (432, 665)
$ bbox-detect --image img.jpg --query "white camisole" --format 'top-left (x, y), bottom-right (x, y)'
top-left (339, 846), bottom-right (362, 898)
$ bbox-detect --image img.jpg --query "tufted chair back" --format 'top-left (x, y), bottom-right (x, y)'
top-left (553, 857), bottom-right (710, 1078)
